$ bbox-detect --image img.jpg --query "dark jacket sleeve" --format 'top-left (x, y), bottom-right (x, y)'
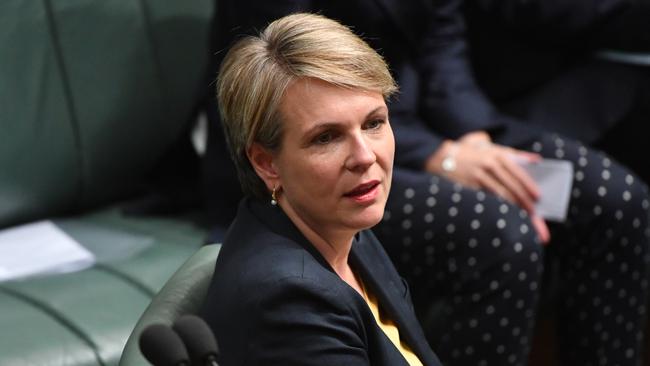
top-left (387, 61), bottom-right (443, 169)
top-left (415, 0), bottom-right (506, 139)
top-left (390, 113), bottom-right (442, 170)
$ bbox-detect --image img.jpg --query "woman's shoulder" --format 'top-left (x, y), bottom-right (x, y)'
top-left (207, 233), bottom-right (365, 327)
top-left (216, 231), bottom-right (349, 297)
top-left (212, 202), bottom-right (352, 294)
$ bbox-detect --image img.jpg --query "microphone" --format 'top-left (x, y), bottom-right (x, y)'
top-left (173, 314), bottom-right (220, 366)
top-left (139, 323), bottom-right (191, 366)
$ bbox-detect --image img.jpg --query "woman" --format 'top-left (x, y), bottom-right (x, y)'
top-left (201, 13), bottom-right (441, 366)
top-left (205, 2), bottom-right (650, 365)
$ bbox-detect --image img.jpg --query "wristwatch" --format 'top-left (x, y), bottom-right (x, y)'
top-left (441, 142), bottom-right (459, 172)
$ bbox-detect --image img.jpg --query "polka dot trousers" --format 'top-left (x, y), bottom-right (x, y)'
top-left (376, 133), bottom-right (650, 366)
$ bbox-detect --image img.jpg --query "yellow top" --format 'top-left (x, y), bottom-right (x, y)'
top-left (358, 278), bottom-right (424, 366)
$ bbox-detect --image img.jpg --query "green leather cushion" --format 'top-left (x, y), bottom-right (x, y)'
top-left (0, 206), bottom-right (207, 366)
top-left (0, 292), bottom-right (98, 366)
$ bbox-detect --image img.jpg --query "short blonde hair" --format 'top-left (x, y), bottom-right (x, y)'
top-left (217, 12), bottom-right (397, 199)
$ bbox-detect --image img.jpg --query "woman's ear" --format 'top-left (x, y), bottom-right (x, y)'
top-left (247, 143), bottom-right (280, 190)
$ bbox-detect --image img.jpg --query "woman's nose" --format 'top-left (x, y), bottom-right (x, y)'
top-left (345, 135), bottom-right (376, 171)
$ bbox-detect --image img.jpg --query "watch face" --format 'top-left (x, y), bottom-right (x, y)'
top-left (442, 156), bottom-right (456, 172)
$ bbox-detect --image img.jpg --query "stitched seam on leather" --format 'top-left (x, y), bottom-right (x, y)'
top-left (43, 0), bottom-right (85, 210)
top-left (137, 0), bottom-right (172, 121)
top-left (94, 264), bottom-right (157, 297)
top-left (0, 287), bottom-right (105, 366)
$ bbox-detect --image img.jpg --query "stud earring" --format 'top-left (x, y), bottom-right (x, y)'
top-left (271, 187), bottom-right (278, 206)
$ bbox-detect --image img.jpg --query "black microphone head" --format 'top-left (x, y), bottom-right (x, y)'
top-left (139, 323), bottom-right (190, 366)
top-left (173, 314), bottom-right (220, 365)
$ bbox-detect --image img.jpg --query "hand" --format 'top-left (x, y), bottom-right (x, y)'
top-left (425, 131), bottom-right (550, 243)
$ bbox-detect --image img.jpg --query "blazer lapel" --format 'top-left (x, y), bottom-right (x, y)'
top-left (350, 232), bottom-right (435, 364)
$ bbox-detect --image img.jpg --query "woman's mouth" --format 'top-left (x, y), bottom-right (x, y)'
top-left (344, 180), bottom-right (380, 203)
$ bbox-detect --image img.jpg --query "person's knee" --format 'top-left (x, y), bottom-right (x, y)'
top-left (601, 170), bottom-right (650, 229)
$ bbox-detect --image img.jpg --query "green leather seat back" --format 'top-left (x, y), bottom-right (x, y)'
top-left (0, 0), bottom-right (80, 227)
top-left (0, 0), bottom-right (214, 228)
top-left (119, 243), bottom-right (221, 366)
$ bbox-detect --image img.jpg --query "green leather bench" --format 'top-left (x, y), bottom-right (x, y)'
top-left (0, 1), bottom-right (215, 365)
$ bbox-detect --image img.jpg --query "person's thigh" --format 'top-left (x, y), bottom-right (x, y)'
top-left (375, 168), bottom-right (545, 365)
top-left (377, 168), bottom-right (544, 294)
top-left (516, 132), bottom-right (650, 365)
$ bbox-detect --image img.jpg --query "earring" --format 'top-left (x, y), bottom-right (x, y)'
top-left (271, 187), bottom-right (278, 206)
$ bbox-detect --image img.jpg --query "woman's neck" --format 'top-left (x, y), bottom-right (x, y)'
top-left (278, 201), bottom-right (355, 276)
top-left (294, 221), bottom-right (363, 296)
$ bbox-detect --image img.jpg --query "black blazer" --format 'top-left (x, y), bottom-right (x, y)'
top-left (201, 198), bottom-right (442, 366)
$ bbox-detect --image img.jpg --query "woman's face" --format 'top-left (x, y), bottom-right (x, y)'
top-left (257, 78), bottom-right (394, 239)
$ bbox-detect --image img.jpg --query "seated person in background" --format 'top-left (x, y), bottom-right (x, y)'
top-left (204, 2), bottom-right (650, 366)
top-left (201, 13), bottom-right (442, 366)
top-left (460, 0), bottom-right (650, 184)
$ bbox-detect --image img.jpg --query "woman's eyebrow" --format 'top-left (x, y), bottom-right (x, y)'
top-left (365, 106), bottom-right (388, 118)
top-left (304, 122), bottom-right (341, 137)
top-left (303, 105), bottom-right (388, 136)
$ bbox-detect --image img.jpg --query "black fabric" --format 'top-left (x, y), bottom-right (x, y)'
top-left (201, 197), bottom-right (442, 366)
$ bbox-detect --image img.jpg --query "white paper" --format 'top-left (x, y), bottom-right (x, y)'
top-left (519, 159), bottom-right (574, 222)
top-left (0, 221), bottom-right (95, 282)
top-left (596, 50), bottom-right (650, 66)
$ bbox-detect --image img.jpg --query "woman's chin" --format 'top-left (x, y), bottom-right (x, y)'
top-left (346, 205), bottom-right (386, 231)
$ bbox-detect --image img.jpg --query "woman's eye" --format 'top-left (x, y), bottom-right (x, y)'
top-left (364, 119), bottom-right (385, 130)
top-left (314, 131), bottom-right (333, 145)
